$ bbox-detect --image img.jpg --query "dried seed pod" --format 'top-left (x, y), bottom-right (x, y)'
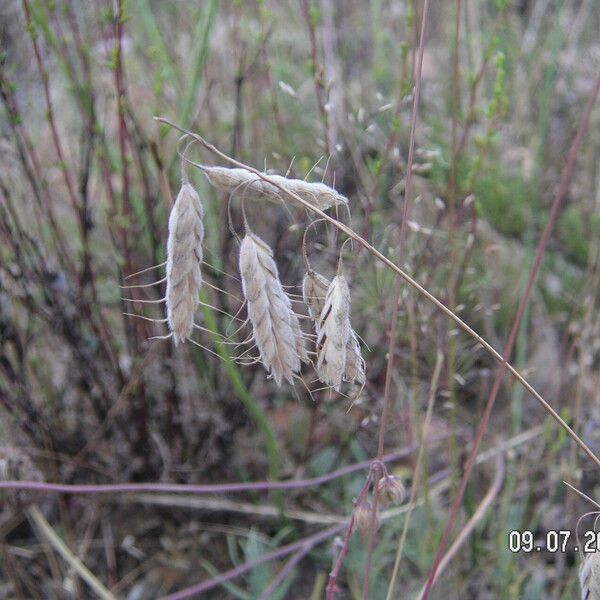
top-left (354, 502), bottom-right (379, 536)
top-left (581, 552), bottom-right (600, 599)
top-left (344, 329), bottom-right (366, 385)
top-left (304, 270), bottom-right (366, 387)
top-left (316, 275), bottom-right (351, 391)
top-left (239, 232), bottom-right (307, 385)
top-left (376, 476), bottom-right (406, 506)
top-left (200, 165), bottom-right (347, 210)
top-left (166, 182), bottom-right (204, 345)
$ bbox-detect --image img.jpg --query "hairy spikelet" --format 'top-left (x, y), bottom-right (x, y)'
top-left (239, 233), bottom-right (307, 385)
top-left (344, 329), bottom-right (366, 385)
top-left (316, 275), bottom-right (351, 390)
top-left (302, 270), bottom-right (330, 319)
top-left (304, 270), bottom-right (365, 387)
top-left (200, 165), bottom-right (280, 202)
top-left (200, 165), bottom-right (347, 210)
top-left (166, 182), bottom-right (204, 345)
top-left (267, 174), bottom-right (348, 210)
top-left (581, 553), bottom-right (600, 599)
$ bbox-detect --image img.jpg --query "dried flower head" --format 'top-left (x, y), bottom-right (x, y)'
top-left (376, 475), bottom-right (406, 506)
top-left (239, 232), bottom-right (308, 385)
top-left (581, 551), bottom-right (600, 599)
top-left (166, 182), bottom-right (204, 345)
top-left (354, 502), bottom-right (379, 536)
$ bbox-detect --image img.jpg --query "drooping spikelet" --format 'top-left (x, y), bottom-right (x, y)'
top-left (344, 328), bottom-right (366, 385)
top-left (200, 165), bottom-right (347, 210)
top-left (239, 232), bottom-right (307, 385)
top-left (315, 275), bottom-right (351, 390)
top-left (267, 174), bottom-right (348, 211)
top-left (200, 165), bottom-right (281, 203)
top-left (581, 552), bottom-right (600, 599)
top-left (302, 270), bottom-right (330, 320)
top-left (166, 182), bottom-right (204, 345)
top-left (303, 270), bottom-right (366, 387)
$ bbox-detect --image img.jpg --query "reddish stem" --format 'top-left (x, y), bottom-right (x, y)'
top-left (421, 71), bottom-right (600, 599)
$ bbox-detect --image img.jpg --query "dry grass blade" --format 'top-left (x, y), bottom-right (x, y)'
top-left (199, 164), bottom-right (347, 210)
top-left (166, 182), bottom-right (204, 345)
top-left (239, 232), bottom-right (307, 385)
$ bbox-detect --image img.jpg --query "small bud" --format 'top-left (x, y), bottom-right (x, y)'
top-left (354, 502), bottom-right (379, 536)
top-left (376, 476), bottom-right (406, 506)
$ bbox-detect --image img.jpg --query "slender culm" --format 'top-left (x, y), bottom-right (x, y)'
top-left (239, 232), bottom-right (307, 385)
top-left (166, 182), bottom-right (204, 345)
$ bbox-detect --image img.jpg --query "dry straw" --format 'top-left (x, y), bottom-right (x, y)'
top-left (581, 552), bottom-right (600, 599)
top-left (239, 231), bottom-right (308, 385)
top-left (199, 164), bottom-right (348, 210)
top-left (166, 181), bottom-right (204, 345)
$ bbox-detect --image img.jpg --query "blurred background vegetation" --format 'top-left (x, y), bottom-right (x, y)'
top-left (1, 0), bottom-right (600, 598)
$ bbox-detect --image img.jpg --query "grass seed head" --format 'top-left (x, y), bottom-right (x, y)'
top-left (304, 269), bottom-right (366, 388)
top-left (316, 274), bottom-right (351, 390)
top-left (302, 269), bottom-right (330, 319)
top-left (354, 502), bottom-right (379, 536)
top-left (376, 475), bottom-right (406, 506)
top-left (239, 232), bottom-right (307, 385)
top-left (200, 165), bottom-right (281, 202)
top-left (201, 165), bottom-right (347, 210)
top-left (166, 182), bottom-right (204, 345)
